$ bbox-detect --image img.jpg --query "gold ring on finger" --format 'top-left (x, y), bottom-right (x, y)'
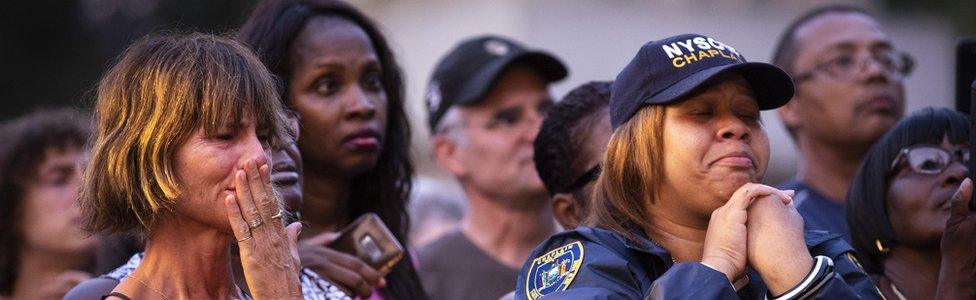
top-left (248, 218), bottom-right (264, 229)
top-left (237, 234), bottom-right (253, 243)
top-left (270, 210), bottom-right (284, 220)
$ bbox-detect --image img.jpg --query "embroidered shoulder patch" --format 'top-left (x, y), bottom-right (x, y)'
top-left (525, 241), bottom-right (585, 300)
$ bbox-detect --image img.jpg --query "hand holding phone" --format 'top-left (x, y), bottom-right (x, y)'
top-left (298, 231), bottom-right (385, 298)
top-left (298, 213), bottom-right (404, 297)
top-left (328, 213), bottom-right (405, 276)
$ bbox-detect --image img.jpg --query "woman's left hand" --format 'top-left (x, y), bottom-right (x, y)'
top-left (298, 231), bottom-right (385, 298)
top-left (225, 157), bottom-right (303, 300)
top-left (745, 188), bottom-right (814, 296)
top-left (936, 178), bottom-right (976, 299)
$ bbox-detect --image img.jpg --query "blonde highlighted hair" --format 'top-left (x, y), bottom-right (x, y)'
top-left (80, 32), bottom-right (289, 235)
top-left (584, 106), bottom-right (666, 242)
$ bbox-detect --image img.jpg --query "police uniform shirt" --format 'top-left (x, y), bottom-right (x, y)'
top-left (514, 226), bottom-right (880, 299)
top-left (780, 180), bottom-right (853, 243)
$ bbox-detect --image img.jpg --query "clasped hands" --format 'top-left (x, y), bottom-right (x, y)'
top-left (701, 183), bottom-right (814, 296)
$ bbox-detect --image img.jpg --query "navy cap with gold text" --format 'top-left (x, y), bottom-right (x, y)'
top-left (426, 35), bottom-right (568, 131)
top-left (610, 33), bottom-right (794, 129)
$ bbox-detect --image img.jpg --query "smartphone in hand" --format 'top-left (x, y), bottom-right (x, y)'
top-left (328, 213), bottom-right (405, 275)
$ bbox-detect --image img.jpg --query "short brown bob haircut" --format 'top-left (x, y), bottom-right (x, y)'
top-left (80, 32), bottom-right (289, 236)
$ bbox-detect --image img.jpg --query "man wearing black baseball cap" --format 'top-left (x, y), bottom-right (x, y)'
top-left (417, 35), bottom-right (567, 300)
top-left (514, 33), bottom-right (877, 299)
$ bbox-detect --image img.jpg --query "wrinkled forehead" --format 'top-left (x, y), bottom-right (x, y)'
top-left (469, 93), bottom-right (547, 111)
top-left (794, 12), bottom-right (891, 60)
top-left (459, 90), bottom-right (552, 122)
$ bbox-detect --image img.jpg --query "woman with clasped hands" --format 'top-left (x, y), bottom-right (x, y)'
top-left (514, 34), bottom-right (880, 299)
top-left (79, 33), bottom-right (302, 299)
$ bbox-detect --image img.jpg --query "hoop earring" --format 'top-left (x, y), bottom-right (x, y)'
top-left (875, 239), bottom-right (891, 255)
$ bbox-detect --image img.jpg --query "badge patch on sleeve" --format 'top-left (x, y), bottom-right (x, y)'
top-left (525, 241), bottom-right (584, 299)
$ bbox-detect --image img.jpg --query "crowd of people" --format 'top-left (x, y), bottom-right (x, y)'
top-left (0, 1), bottom-right (974, 299)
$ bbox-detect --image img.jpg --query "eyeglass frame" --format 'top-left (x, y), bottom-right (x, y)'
top-left (564, 164), bottom-right (601, 193)
top-left (434, 98), bottom-right (554, 134)
top-left (793, 50), bottom-right (915, 83)
top-left (888, 144), bottom-right (970, 175)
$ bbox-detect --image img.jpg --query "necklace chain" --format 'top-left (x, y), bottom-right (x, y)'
top-left (127, 274), bottom-right (172, 300)
top-left (126, 274), bottom-right (250, 300)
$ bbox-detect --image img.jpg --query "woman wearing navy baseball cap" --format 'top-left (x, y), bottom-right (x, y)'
top-left (514, 34), bottom-right (881, 299)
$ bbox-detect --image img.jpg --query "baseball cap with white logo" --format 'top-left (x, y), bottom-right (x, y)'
top-left (426, 35), bottom-right (568, 131)
top-left (610, 33), bottom-right (794, 129)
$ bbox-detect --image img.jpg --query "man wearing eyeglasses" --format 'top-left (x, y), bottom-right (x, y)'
top-left (772, 5), bottom-right (912, 243)
top-left (419, 35), bottom-right (568, 300)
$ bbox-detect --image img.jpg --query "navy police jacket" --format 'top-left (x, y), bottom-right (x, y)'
top-left (514, 226), bottom-right (880, 299)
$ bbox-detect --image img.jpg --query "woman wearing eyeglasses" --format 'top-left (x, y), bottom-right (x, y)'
top-left (847, 107), bottom-right (976, 299)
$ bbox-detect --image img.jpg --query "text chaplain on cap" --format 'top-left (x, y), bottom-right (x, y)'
top-left (610, 33), bottom-right (794, 129)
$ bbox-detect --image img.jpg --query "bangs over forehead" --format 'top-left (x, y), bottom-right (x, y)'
top-left (82, 32), bottom-right (287, 235)
top-left (847, 107), bottom-right (969, 274)
top-left (191, 35), bottom-right (287, 142)
top-left (885, 107), bottom-right (969, 148)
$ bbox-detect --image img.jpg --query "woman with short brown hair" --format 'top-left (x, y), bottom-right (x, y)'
top-left (79, 32), bottom-right (302, 299)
